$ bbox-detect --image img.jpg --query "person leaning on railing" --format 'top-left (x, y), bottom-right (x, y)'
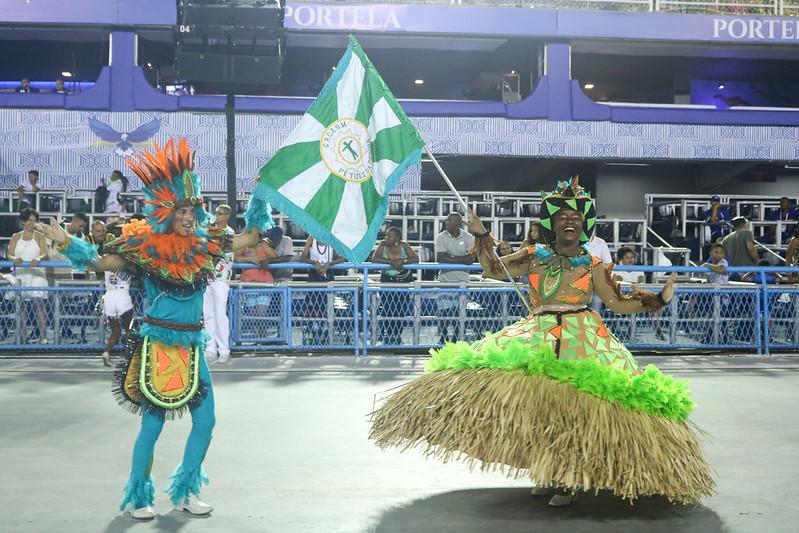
top-left (373, 226), bottom-right (419, 283)
top-left (435, 213), bottom-right (476, 344)
top-left (260, 226), bottom-right (295, 284)
top-left (372, 227), bottom-right (419, 345)
top-left (301, 236), bottom-right (345, 282)
top-left (612, 247), bottom-right (645, 285)
top-left (7, 207), bottom-right (49, 344)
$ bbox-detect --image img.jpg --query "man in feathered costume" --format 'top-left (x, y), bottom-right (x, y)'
top-left (36, 139), bottom-right (273, 519)
top-left (370, 178), bottom-right (715, 506)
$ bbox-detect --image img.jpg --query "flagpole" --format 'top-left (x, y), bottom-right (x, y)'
top-left (424, 145), bottom-right (533, 315)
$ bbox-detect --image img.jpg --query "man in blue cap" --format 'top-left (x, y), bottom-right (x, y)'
top-left (704, 194), bottom-right (732, 244)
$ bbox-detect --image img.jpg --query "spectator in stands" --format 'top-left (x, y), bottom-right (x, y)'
top-left (236, 233), bottom-right (276, 327)
top-left (435, 213), bottom-right (475, 343)
top-left (204, 205), bottom-right (236, 364)
top-left (86, 220), bottom-right (113, 254)
top-left (613, 247), bottom-right (645, 285)
top-left (106, 214), bottom-right (127, 238)
top-left (8, 208), bottom-right (49, 344)
top-left (721, 216), bottom-right (759, 279)
top-left (768, 196), bottom-right (799, 245)
top-left (741, 259), bottom-right (783, 285)
top-left (373, 227), bottom-right (418, 345)
top-left (611, 247), bottom-right (645, 343)
top-left (15, 78), bottom-right (37, 94)
top-left (436, 213), bottom-right (476, 277)
top-left (496, 241), bottom-right (514, 257)
top-left (704, 195), bottom-right (732, 243)
top-left (260, 227), bottom-right (295, 284)
top-left (521, 222), bottom-right (545, 247)
top-left (785, 225), bottom-right (799, 283)
top-left (53, 77), bottom-right (68, 94)
top-left (65, 212), bottom-right (88, 239)
top-left (589, 233), bottom-right (613, 265)
top-left (236, 233), bottom-right (275, 284)
top-left (588, 232), bottom-right (613, 311)
top-left (701, 243), bottom-right (730, 345)
top-left (15, 170), bottom-right (40, 211)
top-left (374, 227), bottom-right (418, 283)
top-left (702, 243), bottom-right (729, 285)
top-left (103, 170), bottom-right (128, 215)
top-left (301, 236), bottom-right (344, 282)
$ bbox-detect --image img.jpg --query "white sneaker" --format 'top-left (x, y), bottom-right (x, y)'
top-left (217, 353), bottom-right (230, 364)
top-left (548, 492), bottom-right (576, 507)
top-left (174, 495), bottom-right (212, 515)
top-left (130, 505), bottom-right (155, 520)
top-left (101, 351), bottom-right (112, 367)
top-left (531, 485), bottom-right (554, 496)
top-left (205, 353), bottom-right (218, 363)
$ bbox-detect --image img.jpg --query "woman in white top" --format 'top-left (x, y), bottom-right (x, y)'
top-left (104, 171), bottom-right (126, 214)
top-left (301, 236), bottom-right (344, 282)
top-left (7, 208), bottom-right (49, 343)
top-left (613, 247), bottom-right (646, 285)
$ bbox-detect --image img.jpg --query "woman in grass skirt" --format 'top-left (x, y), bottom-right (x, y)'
top-left (370, 177), bottom-right (714, 506)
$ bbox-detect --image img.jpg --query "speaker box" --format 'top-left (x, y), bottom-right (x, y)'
top-left (176, 50), bottom-right (230, 83)
top-left (177, 50), bottom-right (282, 85)
top-left (231, 53), bottom-right (281, 85)
top-left (184, 4), bottom-right (283, 28)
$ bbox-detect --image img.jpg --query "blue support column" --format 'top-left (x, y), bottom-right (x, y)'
top-left (544, 42), bottom-right (572, 121)
top-left (109, 31), bottom-right (138, 112)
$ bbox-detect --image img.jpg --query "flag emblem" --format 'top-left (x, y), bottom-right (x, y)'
top-left (321, 118), bottom-right (373, 183)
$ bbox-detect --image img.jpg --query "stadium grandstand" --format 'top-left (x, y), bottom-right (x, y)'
top-left (0, 0), bottom-right (797, 531)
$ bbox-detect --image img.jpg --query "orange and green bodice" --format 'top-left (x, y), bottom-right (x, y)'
top-left (474, 244), bottom-right (638, 371)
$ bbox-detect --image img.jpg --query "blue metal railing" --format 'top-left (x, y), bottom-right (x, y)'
top-left (0, 260), bottom-right (796, 355)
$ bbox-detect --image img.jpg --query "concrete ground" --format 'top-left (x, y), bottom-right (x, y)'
top-left (0, 353), bottom-right (797, 533)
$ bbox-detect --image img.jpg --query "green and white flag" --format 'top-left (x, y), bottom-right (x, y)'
top-left (249, 36), bottom-right (425, 262)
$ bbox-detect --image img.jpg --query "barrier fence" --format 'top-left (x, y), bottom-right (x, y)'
top-left (0, 261), bottom-right (796, 355)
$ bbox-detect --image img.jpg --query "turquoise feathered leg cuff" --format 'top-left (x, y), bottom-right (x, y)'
top-left (165, 464), bottom-right (209, 506)
top-left (119, 474), bottom-right (155, 511)
top-left (61, 236), bottom-right (100, 271)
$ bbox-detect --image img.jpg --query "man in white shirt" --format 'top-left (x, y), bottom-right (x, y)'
top-left (589, 234), bottom-right (613, 265)
top-left (203, 205), bottom-right (235, 363)
top-left (588, 234), bottom-right (613, 311)
top-left (435, 213), bottom-right (475, 343)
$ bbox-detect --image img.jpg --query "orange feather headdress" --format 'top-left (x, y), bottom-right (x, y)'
top-left (126, 138), bottom-right (210, 233)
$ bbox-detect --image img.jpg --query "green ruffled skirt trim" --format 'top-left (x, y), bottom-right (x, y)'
top-left (427, 338), bottom-right (694, 422)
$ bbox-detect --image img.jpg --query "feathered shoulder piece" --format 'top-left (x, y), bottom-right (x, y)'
top-left (107, 218), bottom-right (228, 286)
top-left (126, 138), bottom-right (210, 233)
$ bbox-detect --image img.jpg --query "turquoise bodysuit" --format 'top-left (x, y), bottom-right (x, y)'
top-left (139, 277), bottom-right (208, 348)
